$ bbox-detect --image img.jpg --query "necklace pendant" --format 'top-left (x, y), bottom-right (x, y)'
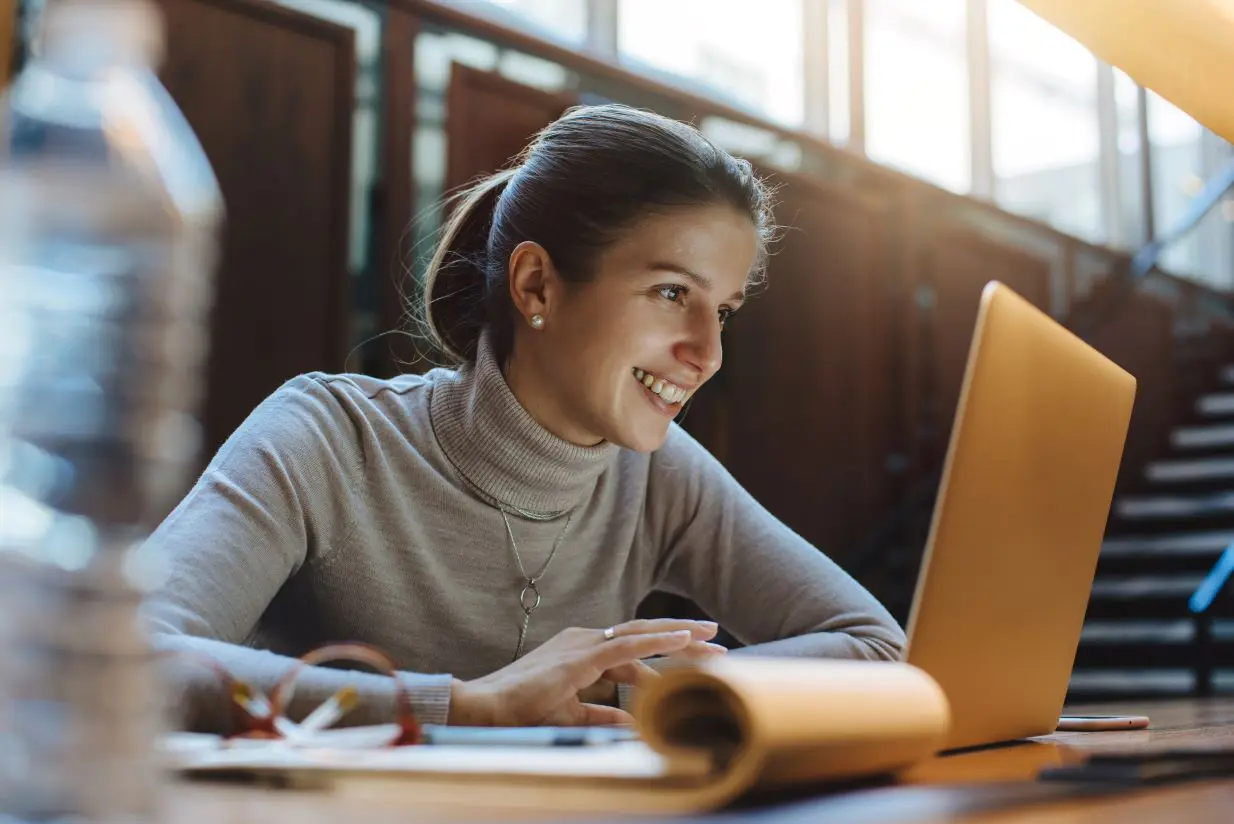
top-left (519, 581), bottom-right (541, 615)
top-left (499, 507), bottom-right (573, 662)
top-left (514, 608), bottom-right (533, 661)
top-left (513, 581), bottom-right (540, 662)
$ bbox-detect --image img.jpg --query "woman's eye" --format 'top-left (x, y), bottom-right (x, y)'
top-left (658, 285), bottom-right (686, 303)
top-left (718, 308), bottom-right (734, 328)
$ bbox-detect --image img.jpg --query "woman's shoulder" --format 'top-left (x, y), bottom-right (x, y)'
top-left (268, 364), bottom-right (458, 421)
top-left (223, 366), bottom-right (458, 464)
top-left (289, 364), bottom-right (454, 402)
top-left (628, 424), bottom-right (746, 538)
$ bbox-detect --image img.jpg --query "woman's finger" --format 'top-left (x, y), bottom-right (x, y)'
top-left (602, 642), bottom-right (725, 684)
top-left (664, 641), bottom-right (728, 660)
top-left (581, 630), bottom-right (693, 679)
top-left (575, 703), bottom-right (634, 727)
top-left (610, 619), bottom-right (718, 641)
top-left (600, 659), bottom-right (659, 686)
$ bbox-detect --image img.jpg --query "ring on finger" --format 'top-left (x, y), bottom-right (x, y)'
top-left (602, 626), bottom-right (617, 641)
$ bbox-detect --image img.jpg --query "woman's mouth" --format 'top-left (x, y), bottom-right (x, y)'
top-left (632, 367), bottom-right (689, 412)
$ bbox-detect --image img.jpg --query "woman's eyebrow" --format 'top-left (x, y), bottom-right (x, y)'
top-left (648, 261), bottom-right (746, 302)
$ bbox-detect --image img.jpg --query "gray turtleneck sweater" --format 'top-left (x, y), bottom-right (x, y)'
top-left (146, 333), bottom-right (905, 731)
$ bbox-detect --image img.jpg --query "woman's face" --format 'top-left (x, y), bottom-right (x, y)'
top-left (515, 203), bottom-right (759, 452)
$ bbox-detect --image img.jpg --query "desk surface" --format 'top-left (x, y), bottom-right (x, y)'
top-left (892, 697), bottom-right (1234, 823)
top-left (169, 698), bottom-right (1234, 823)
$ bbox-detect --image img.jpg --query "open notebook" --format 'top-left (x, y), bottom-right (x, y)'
top-left (165, 658), bottom-right (950, 816)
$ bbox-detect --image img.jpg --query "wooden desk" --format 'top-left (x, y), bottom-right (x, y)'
top-left (891, 697), bottom-right (1234, 823)
top-left (167, 699), bottom-right (1234, 823)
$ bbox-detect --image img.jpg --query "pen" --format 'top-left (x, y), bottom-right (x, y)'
top-left (418, 725), bottom-right (640, 747)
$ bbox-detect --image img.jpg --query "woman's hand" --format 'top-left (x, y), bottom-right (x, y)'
top-left (578, 621), bottom-right (727, 705)
top-left (448, 619), bottom-right (724, 726)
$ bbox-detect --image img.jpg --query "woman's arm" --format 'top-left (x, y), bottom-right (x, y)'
top-left (645, 425), bottom-right (907, 661)
top-left (145, 375), bottom-right (453, 731)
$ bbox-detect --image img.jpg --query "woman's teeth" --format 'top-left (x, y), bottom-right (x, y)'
top-left (633, 368), bottom-right (687, 404)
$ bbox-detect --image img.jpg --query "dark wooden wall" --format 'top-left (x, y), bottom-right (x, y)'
top-left (1082, 289), bottom-right (1177, 489)
top-left (157, 0), bottom-right (355, 473)
top-left (720, 177), bottom-right (899, 556)
top-left (923, 227), bottom-right (1053, 440)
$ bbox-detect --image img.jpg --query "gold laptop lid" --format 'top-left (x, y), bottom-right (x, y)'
top-left (904, 281), bottom-right (1136, 751)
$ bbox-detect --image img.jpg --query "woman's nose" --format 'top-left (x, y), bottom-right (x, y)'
top-left (676, 312), bottom-right (722, 378)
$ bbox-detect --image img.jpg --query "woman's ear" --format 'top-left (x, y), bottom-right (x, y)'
top-left (508, 241), bottom-right (561, 327)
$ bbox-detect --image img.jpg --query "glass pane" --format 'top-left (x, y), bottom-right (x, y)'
top-left (827, 0), bottom-right (850, 147)
top-left (617, 0), bottom-right (805, 127)
top-left (468, 0), bottom-right (588, 45)
top-left (989, 0), bottom-right (1101, 240)
top-left (863, 0), bottom-right (969, 193)
top-left (1114, 70), bottom-right (1146, 248)
top-left (1148, 92), bottom-right (1234, 289)
top-left (1147, 93), bottom-right (1202, 279)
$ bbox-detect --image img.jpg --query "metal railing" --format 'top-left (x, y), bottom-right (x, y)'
top-left (1189, 545), bottom-right (1234, 696)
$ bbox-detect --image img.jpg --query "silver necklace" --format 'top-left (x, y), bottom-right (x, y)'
top-left (452, 461), bottom-right (572, 522)
top-left (445, 459), bottom-right (577, 658)
top-left (499, 506), bottom-right (574, 661)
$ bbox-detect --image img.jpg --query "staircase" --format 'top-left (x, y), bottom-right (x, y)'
top-left (1071, 364), bottom-right (1234, 701)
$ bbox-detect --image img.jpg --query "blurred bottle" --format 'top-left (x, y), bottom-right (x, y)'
top-left (0, 0), bottom-right (222, 820)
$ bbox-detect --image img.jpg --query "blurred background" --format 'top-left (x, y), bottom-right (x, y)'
top-left (4, 0), bottom-right (1234, 706)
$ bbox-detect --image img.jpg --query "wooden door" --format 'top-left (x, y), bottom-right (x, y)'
top-left (157, 0), bottom-right (355, 477)
top-left (445, 64), bottom-right (573, 194)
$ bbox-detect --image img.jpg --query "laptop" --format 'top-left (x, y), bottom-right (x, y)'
top-left (902, 280), bottom-right (1137, 752)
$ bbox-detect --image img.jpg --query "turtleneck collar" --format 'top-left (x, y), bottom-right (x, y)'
top-left (429, 329), bottom-right (619, 516)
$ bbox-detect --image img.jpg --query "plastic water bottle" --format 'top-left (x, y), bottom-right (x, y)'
top-left (0, 0), bottom-right (223, 819)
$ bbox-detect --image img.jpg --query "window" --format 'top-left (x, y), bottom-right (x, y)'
top-left (988, 0), bottom-right (1101, 240)
top-left (826, 0), bottom-right (850, 146)
top-left (1113, 69), bottom-right (1146, 248)
top-left (469, 0), bottom-right (588, 45)
top-left (863, 0), bottom-right (970, 192)
top-left (1147, 92), bottom-right (1234, 288)
top-left (617, 0), bottom-right (805, 127)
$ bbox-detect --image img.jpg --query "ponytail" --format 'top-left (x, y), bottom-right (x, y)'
top-left (422, 168), bottom-right (517, 363)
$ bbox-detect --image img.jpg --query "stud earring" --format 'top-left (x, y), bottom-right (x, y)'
top-left (530, 314), bottom-right (545, 330)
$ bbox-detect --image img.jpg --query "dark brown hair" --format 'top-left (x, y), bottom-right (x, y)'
top-left (421, 103), bottom-right (776, 363)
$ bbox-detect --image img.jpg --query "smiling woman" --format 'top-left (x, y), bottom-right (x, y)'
top-left (144, 103), bottom-right (906, 734)
top-left (423, 106), bottom-right (769, 456)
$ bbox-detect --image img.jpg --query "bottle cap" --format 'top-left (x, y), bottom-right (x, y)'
top-left (38, 0), bottom-right (165, 68)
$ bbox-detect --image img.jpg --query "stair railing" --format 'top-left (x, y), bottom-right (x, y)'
top-left (1188, 544), bottom-right (1234, 697)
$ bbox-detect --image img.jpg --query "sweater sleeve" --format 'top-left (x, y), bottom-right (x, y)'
top-left (645, 425), bottom-right (906, 661)
top-left (143, 375), bottom-right (454, 731)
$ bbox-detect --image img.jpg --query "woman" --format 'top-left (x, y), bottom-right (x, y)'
top-left (147, 104), bottom-right (905, 733)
